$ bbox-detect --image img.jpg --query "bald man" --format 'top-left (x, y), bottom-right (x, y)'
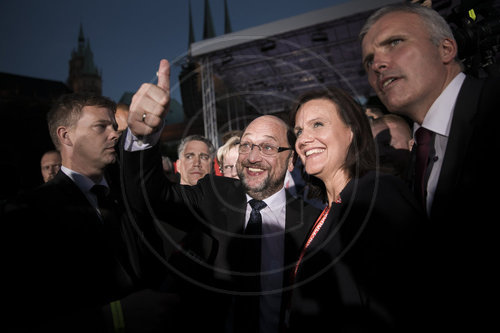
top-left (40, 150), bottom-right (61, 183)
top-left (115, 103), bottom-right (130, 135)
top-left (121, 59), bottom-right (320, 333)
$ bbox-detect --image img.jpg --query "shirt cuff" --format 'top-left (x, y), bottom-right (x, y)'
top-left (123, 128), bottom-right (162, 151)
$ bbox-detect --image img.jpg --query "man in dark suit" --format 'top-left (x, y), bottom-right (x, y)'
top-left (121, 60), bottom-right (320, 332)
top-left (360, 3), bottom-right (500, 331)
top-left (2, 93), bottom-right (178, 333)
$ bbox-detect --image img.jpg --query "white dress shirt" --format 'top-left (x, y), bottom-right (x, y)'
top-left (124, 127), bottom-right (162, 151)
top-left (414, 72), bottom-right (466, 214)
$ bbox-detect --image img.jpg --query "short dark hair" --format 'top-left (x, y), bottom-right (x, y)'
top-left (47, 93), bottom-right (116, 149)
top-left (289, 87), bottom-right (376, 202)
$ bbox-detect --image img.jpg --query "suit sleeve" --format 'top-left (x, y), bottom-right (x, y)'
top-left (120, 141), bottom-right (205, 232)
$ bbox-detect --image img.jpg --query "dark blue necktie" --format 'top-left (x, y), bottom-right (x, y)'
top-left (246, 200), bottom-right (266, 235)
top-left (245, 199), bottom-right (266, 282)
top-left (90, 184), bottom-right (111, 222)
top-left (235, 199), bottom-right (267, 333)
top-left (90, 184), bottom-right (137, 288)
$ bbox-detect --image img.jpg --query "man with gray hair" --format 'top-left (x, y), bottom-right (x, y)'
top-left (175, 134), bottom-right (215, 186)
top-left (360, 3), bottom-right (499, 331)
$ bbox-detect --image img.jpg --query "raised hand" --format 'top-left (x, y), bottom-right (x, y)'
top-left (128, 59), bottom-right (170, 137)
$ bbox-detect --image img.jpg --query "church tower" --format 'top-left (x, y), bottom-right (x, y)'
top-left (202, 0), bottom-right (216, 39)
top-left (67, 24), bottom-right (102, 95)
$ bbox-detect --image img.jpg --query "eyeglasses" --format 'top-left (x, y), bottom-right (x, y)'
top-left (238, 142), bottom-right (293, 157)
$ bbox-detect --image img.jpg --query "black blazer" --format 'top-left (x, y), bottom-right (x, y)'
top-left (288, 171), bottom-right (428, 332)
top-left (422, 75), bottom-right (500, 330)
top-left (3, 168), bottom-right (166, 332)
top-left (432, 75), bottom-right (499, 221)
top-left (121, 142), bottom-right (321, 329)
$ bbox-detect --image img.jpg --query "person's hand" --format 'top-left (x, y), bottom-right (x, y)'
top-left (128, 59), bottom-right (170, 137)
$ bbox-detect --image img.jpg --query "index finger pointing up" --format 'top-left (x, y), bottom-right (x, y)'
top-left (157, 59), bottom-right (170, 91)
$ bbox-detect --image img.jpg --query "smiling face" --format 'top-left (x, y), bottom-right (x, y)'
top-left (294, 98), bottom-right (353, 186)
top-left (361, 11), bottom-right (454, 122)
top-left (236, 115), bottom-right (294, 200)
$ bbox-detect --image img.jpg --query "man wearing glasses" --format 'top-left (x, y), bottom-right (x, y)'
top-left (121, 60), bottom-right (319, 333)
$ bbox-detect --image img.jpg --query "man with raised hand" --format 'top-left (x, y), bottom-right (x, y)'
top-left (122, 60), bottom-right (319, 333)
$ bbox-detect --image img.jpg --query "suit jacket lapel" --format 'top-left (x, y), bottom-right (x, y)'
top-left (209, 181), bottom-right (247, 276)
top-left (431, 76), bottom-right (484, 219)
top-left (54, 170), bottom-right (138, 287)
top-left (226, 198), bottom-right (247, 235)
top-left (279, 192), bottom-right (320, 327)
top-left (52, 171), bottom-right (103, 224)
top-left (283, 192), bottom-right (316, 283)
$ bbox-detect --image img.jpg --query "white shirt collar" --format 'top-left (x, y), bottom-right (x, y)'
top-left (61, 165), bottom-right (109, 193)
top-left (245, 185), bottom-right (286, 212)
top-left (416, 72), bottom-right (466, 137)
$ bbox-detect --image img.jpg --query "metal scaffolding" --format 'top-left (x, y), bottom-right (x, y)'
top-left (200, 57), bottom-right (219, 149)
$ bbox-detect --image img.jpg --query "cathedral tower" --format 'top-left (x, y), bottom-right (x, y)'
top-left (67, 24), bottom-right (102, 95)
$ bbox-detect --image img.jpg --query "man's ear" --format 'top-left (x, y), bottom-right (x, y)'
top-left (409, 138), bottom-right (415, 151)
top-left (287, 153), bottom-right (295, 173)
top-left (57, 126), bottom-right (73, 147)
top-left (440, 37), bottom-right (458, 64)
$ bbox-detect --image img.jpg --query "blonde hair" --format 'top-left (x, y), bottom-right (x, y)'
top-left (216, 135), bottom-right (240, 168)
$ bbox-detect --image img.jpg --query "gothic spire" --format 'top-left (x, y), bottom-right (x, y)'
top-left (82, 39), bottom-right (98, 75)
top-left (77, 23), bottom-right (85, 55)
top-left (188, 0), bottom-right (195, 46)
top-left (202, 0), bottom-right (215, 39)
top-left (79, 23), bottom-right (84, 40)
top-left (224, 0), bottom-right (232, 34)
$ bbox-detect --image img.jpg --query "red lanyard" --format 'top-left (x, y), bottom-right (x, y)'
top-left (283, 200), bottom-right (339, 330)
top-left (293, 205), bottom-right (330, 280)
top-left (292, 196), bottom-right (341, 281)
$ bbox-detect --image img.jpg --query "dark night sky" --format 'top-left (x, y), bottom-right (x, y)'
top-left (0, 0), bottom-right (350, 104)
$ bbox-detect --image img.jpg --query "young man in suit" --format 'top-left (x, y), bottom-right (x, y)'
top-left (3, 93), bottom-right (178, 333)
top-left (360, 3), bottom-right (500, 330)
top-left (121, 60), bottom-right (320, 333)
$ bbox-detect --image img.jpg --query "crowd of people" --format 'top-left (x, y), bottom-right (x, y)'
top-left (2, 3), bottom-right (498, 332)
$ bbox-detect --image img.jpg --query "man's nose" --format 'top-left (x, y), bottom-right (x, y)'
top-left (371, 52), bottom-right (388, 74)
top-left (247, 146), bottom-right (262, 162)
top-left (193, 156), bottom-right (202, 166)
top-left (109, 126), bottom-right (120, 142)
